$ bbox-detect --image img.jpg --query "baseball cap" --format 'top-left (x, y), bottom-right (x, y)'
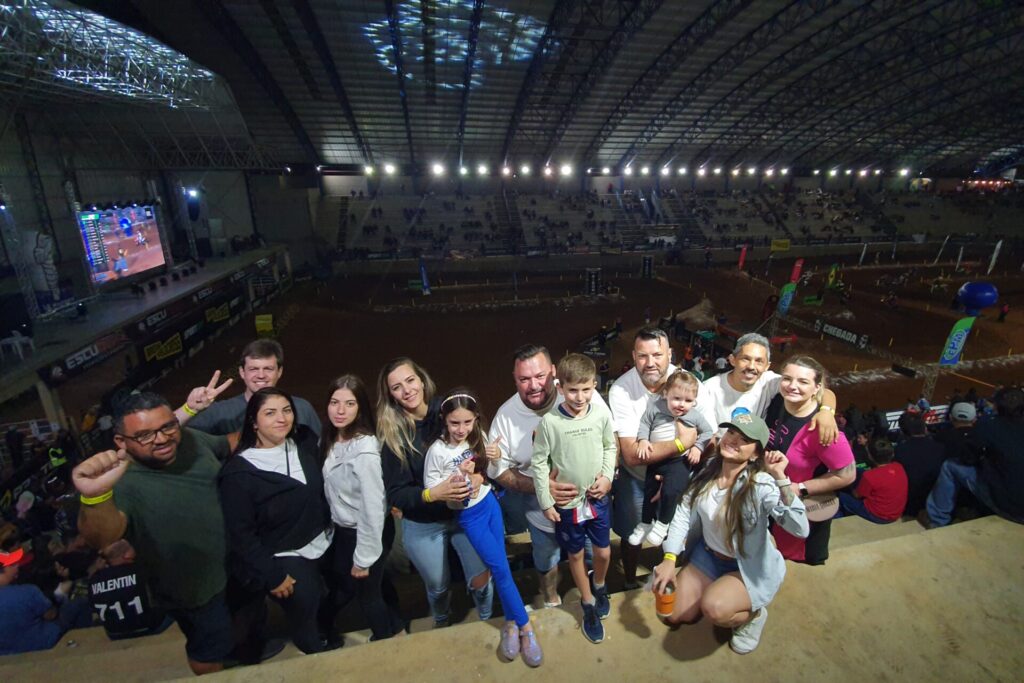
top-left (719, 413), bottom-right (770, 450)
top-left (949, 402), bottom-right (976, 422)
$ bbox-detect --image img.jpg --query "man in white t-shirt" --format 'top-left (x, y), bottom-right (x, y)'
top-left (697, 332), bottom-right (838, 440)
top-left (488, 344), bottom-right (610, 607)
top-left (608, 328), bottom-right (696, 589)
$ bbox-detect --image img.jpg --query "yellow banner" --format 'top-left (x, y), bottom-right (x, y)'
top-left (771, 239), bottom-right (790, 252)
top-left (205, 303), bottom-right (229, 323)
top-left (144, 332), bottom-right (183, 362)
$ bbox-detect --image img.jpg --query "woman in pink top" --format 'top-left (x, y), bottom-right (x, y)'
top-left (763, 356), bottom-right (855, 565)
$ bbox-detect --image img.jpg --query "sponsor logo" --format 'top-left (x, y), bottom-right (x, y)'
top-left (942, 329), bottom-right (970, 362)
top-left (145, 309), bottom-right (167, 328)
top-left (183, 321), bottom-right (203, 341)
top-left (65, 344), bottom-right (99, 370)
top-left (144, 333), bottom-right (183, 362)
top-left (205, 303), bottom-right (229, 323)
top-left (195, 287), bottom-right (214, 301)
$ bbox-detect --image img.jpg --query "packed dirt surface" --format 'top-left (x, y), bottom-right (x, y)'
top-left (154, 258), bottom-right (1024, 417)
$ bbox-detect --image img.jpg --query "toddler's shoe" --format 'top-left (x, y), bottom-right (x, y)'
top-left (628, 522), bottom-right (652, 546)
top-left (645, 520), bottom-right (670, 546)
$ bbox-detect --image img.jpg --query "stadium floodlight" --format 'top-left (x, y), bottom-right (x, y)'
top-left (478, 164), bottom-right (488, 175)
top-left (0, 203), bottom-right (5, 211)
top-left (364, 165), bottom-right (374, 175)
top-left (541, 166), bottom-right (552, 177)
top-left (713, 167), bottom-right (722, 175)
top-left (844, 169), bottom-right (852, 175)
top-left (731, 168), bottom-right (740, 176)
top-left (641, 166), bottom-right (650, 176)
top-left (697, 167), bottom-right (706, 176)
top-left (602, 166), bottom-right (611, 175)
top-left (624, 166), bottom-right (634, 176)
top-left (828, 169), bottom-right (838, 177)
top-left (432, 162), bottom-right (445, 176)
top-left (899, 168), bottom-right (910, 177)
top-left (765, 168), bottom-right (774, 177)
top-left (521, 164), bottom-right (531, 175)
top-left (459, 166), bottom-right (469, 176)
top-left (316, 165), bottom-right (323, 172)
top-left (187, 188), bottom-right (198, 198)
top-left (560, 164), bottom-right (572, 176)
top-left (747, 167), bottom-right (756, 175)
top-left (873, 169), bottom-right (881, 175)
top-left (781, 168), bottom-right (789, 175)
top-left (660, 166), bottom-right (670, 176)
top-left (679, 167), bottom-right (687, 175)
top-left (812, 169), bottom-right (820, 175)
top-left (384, 163), bottom-right (396, 175)
top-left (858, 169), bottom-right (868, 177)
top-left (284, 166), bottom-right (292, 173)
top-left (501, 166), bottom-right (511, 176)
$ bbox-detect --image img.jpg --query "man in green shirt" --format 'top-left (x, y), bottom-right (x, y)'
top-left (72, 385), bottom-right (252, 676)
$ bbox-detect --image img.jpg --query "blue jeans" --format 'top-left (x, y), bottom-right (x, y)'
top-left (401, 517), bottom-right (493, 624)
top-left (837, 492), bottom-right (892, 525)
top-left (611, 471), bottom-right (643, 539)
top-left (459, 493), bottom-right (530, 628)
top-left (926, 459), bottom-right (996, 527)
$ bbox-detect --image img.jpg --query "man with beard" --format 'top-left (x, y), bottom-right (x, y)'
top-left (608, 328), bottom-right (696, 589)
top-left (487, 344), bottom-right (609, 607)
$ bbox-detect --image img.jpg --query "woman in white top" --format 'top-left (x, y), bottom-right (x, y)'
top-left (218, 388), bottom-right (334, 654)
top-left (651, 413), bottom-right (808, 655)
top-left (321, 375), bottom-right (404, 641)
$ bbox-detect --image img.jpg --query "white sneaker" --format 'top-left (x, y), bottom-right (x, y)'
top-left (628, 522), bottom-right (651, 546)
top-left (645, 521), bottom-right (670, 546)
top-left (730, 607), bottom-right (767, 654)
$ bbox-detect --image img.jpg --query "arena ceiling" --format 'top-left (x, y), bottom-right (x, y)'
top-left (9, 0), bottom-right (1024, 175)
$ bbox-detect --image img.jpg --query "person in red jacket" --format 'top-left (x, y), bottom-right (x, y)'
top-left (838, 439), bottom-right (908, 523)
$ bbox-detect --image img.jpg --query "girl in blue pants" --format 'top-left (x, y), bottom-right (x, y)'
top-left (423, 389), bottom-right (543, 668)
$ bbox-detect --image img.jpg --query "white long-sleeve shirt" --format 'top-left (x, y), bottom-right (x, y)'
top-left (423, 439), bottom-right (491, 510)
top-left (322, 435), bottom-right (387, 570)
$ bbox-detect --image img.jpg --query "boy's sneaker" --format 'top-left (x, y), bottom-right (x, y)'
top-left (645, 521), bottom-right (670, 546)
top-left (627, 522), bottom-right (651, 546)
top-left (588, 570), bottom-right (610, 619)
top-left (730, 607), bottom-right (767, 654)
top-left (580, 601), bottom-right (605, 644)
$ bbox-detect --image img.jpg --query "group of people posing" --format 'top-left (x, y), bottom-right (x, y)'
top-left (65, 330), bottom-right (867, 674)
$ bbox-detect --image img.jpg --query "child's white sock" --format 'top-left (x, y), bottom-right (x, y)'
top-left (582, 596), bottom-right (596, 606)
top-left (593, 581), bottom-right (605, 591)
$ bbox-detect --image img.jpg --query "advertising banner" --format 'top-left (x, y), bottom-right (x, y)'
top-left (939, 317), bottom-right (976, 366)
top-left (738, 244), bottom-right (748, 271)
top-left (789, 258), bottom-right (804, 283)
top-left (777, 282), bottom-right (797, 315)
top-left (771, 239), bottom-right (790, 252)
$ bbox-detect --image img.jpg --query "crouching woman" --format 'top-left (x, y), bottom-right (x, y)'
top-left (652, 414), bottom-right (808, 654)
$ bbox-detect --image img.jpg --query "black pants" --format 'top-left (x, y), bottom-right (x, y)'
top-left (643, 458), bottom-right (691, 525)
top-left (270, 555), bottom-right (329, 654)
top-left (325, 519), bottom-right (404, 641)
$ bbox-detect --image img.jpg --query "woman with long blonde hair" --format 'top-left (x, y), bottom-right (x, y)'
top-left (376, 358), bottom-right (493, 627)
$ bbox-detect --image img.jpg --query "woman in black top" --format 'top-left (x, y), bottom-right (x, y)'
top-left (219, 388), bottom-right (334, 654)
top-left (376, 357), bottom-right (493, 627)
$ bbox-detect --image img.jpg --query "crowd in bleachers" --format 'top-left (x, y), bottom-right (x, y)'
top-left (2, 330), bottom-right (1021, 673)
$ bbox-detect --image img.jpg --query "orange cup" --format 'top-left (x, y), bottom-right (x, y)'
top-left (655, 585), bottom-right (676, 619)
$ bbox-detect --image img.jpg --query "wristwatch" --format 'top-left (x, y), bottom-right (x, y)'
top-left (798, 482), bottom-right (809, 498)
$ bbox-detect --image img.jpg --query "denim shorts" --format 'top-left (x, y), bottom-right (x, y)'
top-left (688, 541), bottom-right (739, 581)
top-left (611, 471), bottom-right (644, 538)
top-left (556, 496), bottom-right (611, 554)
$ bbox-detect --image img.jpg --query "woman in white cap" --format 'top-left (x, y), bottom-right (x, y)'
top-left (652, 413), bottom-right (808, 654)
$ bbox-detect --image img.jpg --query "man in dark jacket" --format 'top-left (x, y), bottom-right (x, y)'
top-left (927, 388), bottom-right (1024, 527)
top-left (894, 411), bottom-right (946, 517)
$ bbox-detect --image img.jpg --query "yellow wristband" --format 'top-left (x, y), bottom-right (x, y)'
top-left (817, 405), bottom-right (835, 413)
top-left (80, 491), bottom-right (113, 506)
top-left (663, 553), bottom-right (678, 563)
top-left (422, 487), bottom-right (432, 503)
top-left (181, 403), bottom-right (198, 417)
top-left (674, 438), bottom-right (685, 454)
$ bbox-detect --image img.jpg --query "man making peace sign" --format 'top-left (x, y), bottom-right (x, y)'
top-left (72, 371), bottom-right (260, 676)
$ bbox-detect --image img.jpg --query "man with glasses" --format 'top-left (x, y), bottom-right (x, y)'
top-left (72, 385), bottom-right (258, 675)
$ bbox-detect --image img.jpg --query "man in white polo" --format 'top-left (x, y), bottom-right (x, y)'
top-left (608, 328), bottom-right (696, 589)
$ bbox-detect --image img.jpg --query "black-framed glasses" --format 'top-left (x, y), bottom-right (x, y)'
top-left (118, 419), bottom-right (180, 446)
